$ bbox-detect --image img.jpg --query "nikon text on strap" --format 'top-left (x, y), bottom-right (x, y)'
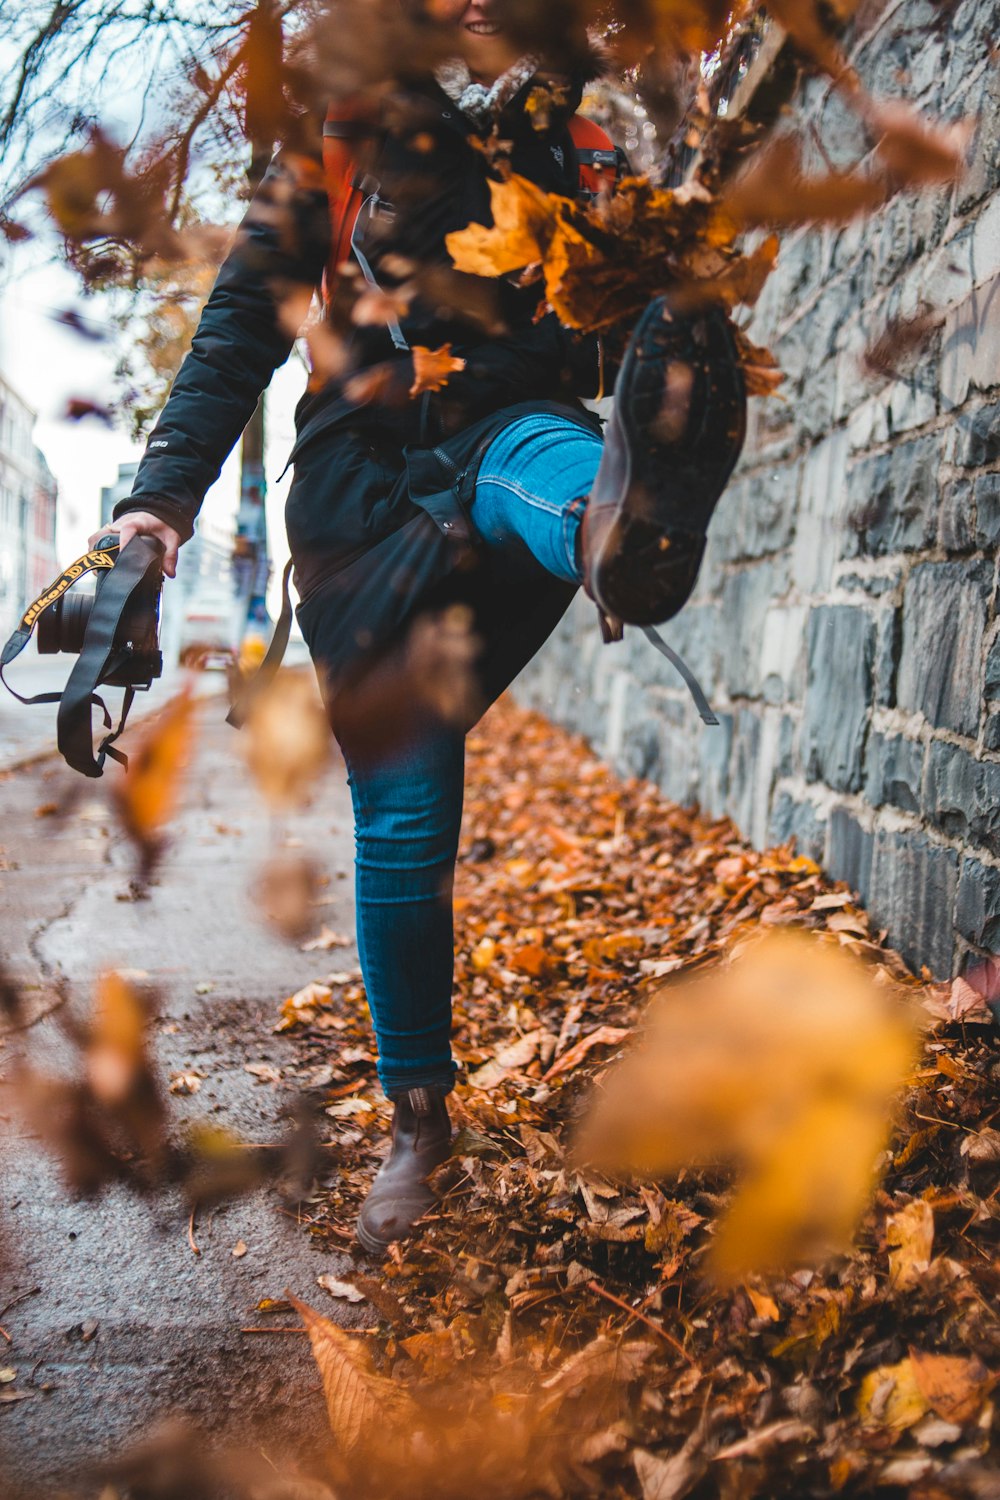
top-left (1, 536), bottom-right (164, 778)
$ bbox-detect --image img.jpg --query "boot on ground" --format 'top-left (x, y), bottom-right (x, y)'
top-left (355, 1086), bottom-right (452, 1255)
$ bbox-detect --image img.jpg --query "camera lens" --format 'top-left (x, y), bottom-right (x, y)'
top-left (37, 590), bottom-right (93, 654)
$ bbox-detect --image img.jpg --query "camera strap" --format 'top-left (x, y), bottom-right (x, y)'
top-left (0, 537), bottom-right (164, 778)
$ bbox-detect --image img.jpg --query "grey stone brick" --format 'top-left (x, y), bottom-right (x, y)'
top-left (974, 472), bottom-right (1000, 547)
top-left (874, 605), bottom-right (902, 708)
top-left (768, 792), bottom-right (826, 861)
top-left (897, 561), bottom-right (992, 736)
top-left (924, 740), bottom-right (1000, 853)
top-left (741, 464), bottom-right (800, 559)
top-left (698, 712), bottom-right (734, 819)
top-left (954, 402), bottom-right (1000, 468)
top-left (801, 605), bottom-right (876, 793)
top-left (939, 477), bottom-right (975, 552)
top-left (868, 830), bottom-right (958, 977)
top-left (827, 808), bottom-right (875, 903)
top-left (955, 857), bottom-right (1000, 951)
top-left (721, 558), bottom-right (789, 700)
top-left (845, 435), bottom-right (940, 555)
top-left (983, 712), bottom-right (1000, 751)
top-left (865, 733), bottom-right (925, 813)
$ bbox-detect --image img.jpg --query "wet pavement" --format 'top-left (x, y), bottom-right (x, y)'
top-left (0, 688), bottom-right (366, 1496)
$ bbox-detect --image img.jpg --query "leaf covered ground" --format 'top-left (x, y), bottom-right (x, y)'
top-left (270, 695), bottom-right (1000, 1500)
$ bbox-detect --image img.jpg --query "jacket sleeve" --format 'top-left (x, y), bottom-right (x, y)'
top-left (114, 153), bottom-right (331, 541)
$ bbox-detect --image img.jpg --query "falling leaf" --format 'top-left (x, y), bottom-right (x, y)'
top-left (577, 932), bottom-right (916, 1281)
top-left (113, 688), bottom-right (196, 873)
top-left (409, 344), bottom-right (466, 397)
top-left (87, 972), bottom-right (147, 1107)
top-left (887, 1199), bottom-right (934, 1290)
top-left (244, 671), bottom-right (331, 811)
top-left (255, 853), bottom-right (325, 942)
top-left (317, 1274), bottom-right (366, 1303)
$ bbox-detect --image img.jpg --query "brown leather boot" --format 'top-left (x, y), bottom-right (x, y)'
top-left (581, 295), bottom-right (746, 626)
top-left (355, 1086), bottom-right (452, 1254)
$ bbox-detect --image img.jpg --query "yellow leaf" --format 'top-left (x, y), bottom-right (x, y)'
top-left (747, 1287), bottom-right (780, 1322)
top-left (87, 971), bottom-right (147, 1106)
top-left (857, 1358), bottom-right (928, 1431)
top-left (887, 1199), bottom-right (934, 1291)
top-left (576, 931), bottom-right (917, 1281)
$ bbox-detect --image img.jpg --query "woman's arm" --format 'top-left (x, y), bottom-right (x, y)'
top-left (114, 150), bottom-right (331, 542)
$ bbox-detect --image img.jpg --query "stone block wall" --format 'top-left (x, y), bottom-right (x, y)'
top-left (517, 0), bottom-right (1000, 977)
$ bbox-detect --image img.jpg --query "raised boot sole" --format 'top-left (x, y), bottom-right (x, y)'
top-left (589, 297), bottom-right (746, 626)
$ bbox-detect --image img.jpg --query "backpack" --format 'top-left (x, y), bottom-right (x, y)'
top-left (320, 103), bottom-right (623, 314)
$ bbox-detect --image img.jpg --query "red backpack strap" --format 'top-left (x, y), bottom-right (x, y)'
top-left (322, 102), bottom-right (380, 294)
top-left (568, 114), bottom-right (621, 200)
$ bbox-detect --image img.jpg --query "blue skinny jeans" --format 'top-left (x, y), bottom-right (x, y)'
top-left (341, 414), bottom-right (602, 1097)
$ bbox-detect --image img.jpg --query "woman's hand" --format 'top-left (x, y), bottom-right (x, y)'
top-left (88, 512), bottom-right (184, 579)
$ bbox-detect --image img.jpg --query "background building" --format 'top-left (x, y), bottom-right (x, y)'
top-left (0, 374), bottom-right (59, 635)
top-left (519, 0), bottom-right (1000, 979)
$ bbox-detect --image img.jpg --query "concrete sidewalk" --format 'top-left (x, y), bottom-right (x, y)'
top-left (0, 694), bottom-right (363, 1496)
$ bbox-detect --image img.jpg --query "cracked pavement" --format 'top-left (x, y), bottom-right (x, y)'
top-left (0, 687), bottom-right (367, 1496)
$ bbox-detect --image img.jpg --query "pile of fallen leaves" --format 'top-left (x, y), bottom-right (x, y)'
top-left (271, 696), bottom-right (999, 1499)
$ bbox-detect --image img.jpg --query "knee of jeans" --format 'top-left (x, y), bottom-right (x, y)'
top-left (353, 782), bottom-right (462, 867)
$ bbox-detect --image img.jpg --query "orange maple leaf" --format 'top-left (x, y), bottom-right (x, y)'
top-left (410, 344), bottom-right (466, 397)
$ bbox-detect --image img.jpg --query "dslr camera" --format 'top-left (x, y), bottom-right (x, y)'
top-left (1, 532), bottom-right (164, 776)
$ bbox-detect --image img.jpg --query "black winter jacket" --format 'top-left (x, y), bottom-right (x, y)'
top-left (115, 69), bottom-right (607, 707)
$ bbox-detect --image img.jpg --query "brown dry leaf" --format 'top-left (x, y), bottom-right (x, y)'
top-left (633, 1406), bottom-right (709, 1500)
top-left (856, 1357), bottom-right (928, 1431)
top-left (113, 688), bottom-right (196, 858)
top-left (275, 982), bottom-right (334, 1032)
top-left (867, 101), bottom-right (973, 185)
top-left (316, 1274), bottom-right (365, 1304)
top-left (244, 671), bottom-right (331, 810)
top-left (544, 1025), bottom-right (632, 1082)
top-left (287, 1292), bottom-right (413, 1460)
top-left (887, 1199), bottom-right (934, 1291)
top-left (577, 931), bottom-right (917, 1281)
top-left (720, 134), bottom-right (890, 229)
top-left (301, 927), bottom-right (352, 954)
top-left (409, 344), bottom-right (466, 397)
top-left (254, 854), bottom-right (324, 943)
top-left (908, 1349), bottom-right (994, 1425)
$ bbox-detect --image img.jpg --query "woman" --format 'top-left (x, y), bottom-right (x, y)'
top-left (96, 0), bottom-right (746, 1253)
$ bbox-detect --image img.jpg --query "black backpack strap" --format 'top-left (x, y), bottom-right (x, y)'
top-left (641, 626), bottom-right (719, 726)
top-left (226, 558), bottom-right (296, 730)
top-left (57, 537), bottom-right (164, 778)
